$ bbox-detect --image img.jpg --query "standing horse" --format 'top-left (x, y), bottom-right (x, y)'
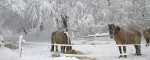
top-left (143, 28), bottom-right (150, 46)
top-left (108, 24), bottom-right (142, 58)
top-left (51, 31), bottom-right (72, 53)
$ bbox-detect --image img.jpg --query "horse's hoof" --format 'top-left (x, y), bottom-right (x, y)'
top-left (62, 51), bottom-right (65, 53)
top-left (119, 55), bottom-right (123, 58)
top-left (146, 45), bottom-right (148, 46)
top-left (148, 44), bottom-right (150, 46)
top-left (134, 53), bottom-right (138, 56)
top-left (124, 55), bottom-right (127, 58)
top-left (137, 53), bottom-right (142, 56)
top-left (51, 49), bottom-right (54, 52)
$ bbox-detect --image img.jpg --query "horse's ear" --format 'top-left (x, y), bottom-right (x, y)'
top-left (108, 24), bottom-right (110, 26)
top-left (115, 26), bottom-right (120, 31)
top-left (112, 24), bottom-right (114, 26)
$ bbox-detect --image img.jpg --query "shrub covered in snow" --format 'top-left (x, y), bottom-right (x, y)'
top-left (3, 42), bottom-right (18, 49)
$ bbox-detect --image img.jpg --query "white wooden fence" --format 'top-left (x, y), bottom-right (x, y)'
top-left (0, 34), bottom-right (147, 58)
top-left (51, 44), bottom-right (146, 58)
top-left (50, 33), bottom-right (146, 58)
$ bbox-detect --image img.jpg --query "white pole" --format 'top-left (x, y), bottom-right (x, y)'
top-left (120, 46), bottom-right (124, 56)
top-left (0, 35), bottom-right (3, 41)
top-left (94, 35), bottom-right (96, 40)
top-left (0, 35), bottom-right (4, 47)
top-left (71, 32), bottom-right (74, 41)
top-left (19, 35), bottom-right (23, 57)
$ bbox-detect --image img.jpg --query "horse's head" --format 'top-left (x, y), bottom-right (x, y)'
top-left (108, 24), bottom-right (115, 38)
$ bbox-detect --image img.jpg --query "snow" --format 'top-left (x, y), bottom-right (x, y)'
top-left (88, 32), bottom-right (110, 37)
top-left (52, 56), bottom-right (79, 60)
top-left (0, 0), bottom-right (150, 60)
top-left (0, 47), bottom-right (19, 60)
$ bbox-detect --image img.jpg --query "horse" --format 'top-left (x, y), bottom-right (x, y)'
top-left (108, 24), bottom-right (142, 58)
top-left (51, 30), bottom-right (72, 53)
top-left (143, 28), bottom-right (150, 46)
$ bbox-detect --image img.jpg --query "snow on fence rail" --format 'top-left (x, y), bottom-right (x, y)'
top-left (51, 44), bottom-right (146, 46)
top-left (20, 32), bottom-right (146, 58)
top-left (20, 41), bottom-right (146, 58)
top-left (19, 41), bottom-right (146, 58)
top-left (1, 34), bottom-right (146, 58)
top-left (24, 42), bottom-right (49, 45)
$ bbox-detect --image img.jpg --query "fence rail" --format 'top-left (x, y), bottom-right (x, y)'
top-left (51, 44), bottom-right (146, 46)
top-left (60, 53), bottom-right (129, 58)
top-left (1, 34), bottom-right (147, 58)
top-left (24, 42), bottom-right (49, 45)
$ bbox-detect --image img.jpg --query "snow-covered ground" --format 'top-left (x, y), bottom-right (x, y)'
top-left (0, 33), bottom-right (150, 60)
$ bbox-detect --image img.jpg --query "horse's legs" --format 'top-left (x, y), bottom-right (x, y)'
top-left (145, 38), bottom-right (149, 46)
top-left (63, 46), bottom-right (66, 53)
top-left (56, 45), bottom-right (58, 51)
top-left (51, 38), bottom-right (54, 51)
top-left (137, 45), bottom-right (142, 56)
top-left (51, 45), bottom-right (54, 51)
top-left (123, 46), bottom-right (127, 58)
top-left (134, 45), bottom-right (138, 56)
top-left (61, 46), bottom-right (65, 53)
top-left (61, 46), bottom-right (63, 52)
top-left (118, 46), bottom-right (123, 58)
top-left (147, 39), bottom-right (149, 44)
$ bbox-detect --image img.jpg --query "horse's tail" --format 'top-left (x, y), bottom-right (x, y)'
top-left (136, 30), bottom-right (142, 44)
top-left (143, 30), bottom-right (150, 45)
top-left (137, 31), bottom-right (142, 39)
top-left (143, 30), bottom-right (147, 38)
top-left (68, 38), bottom-right (71, 44)
top-left (67, 38), bottom-right (72, 50)
top-left (51, 31), bottom-right (57, 44)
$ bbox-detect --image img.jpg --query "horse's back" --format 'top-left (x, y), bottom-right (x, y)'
top-left (129, 29), bottom-right (142, 38)
top-left (51, 31), bottom-right (68, 44)
top-left (123, 29), bottom-right (141, 44)
top-left (51, 31), bottom-right (57, 43)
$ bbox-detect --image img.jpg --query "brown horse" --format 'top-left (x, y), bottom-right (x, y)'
top-left (51, 31), bottom-right (72, 53)
top-left (108, 24), bottom-right (142, 58)
top-left (143, 28), bottom-right (150, 46)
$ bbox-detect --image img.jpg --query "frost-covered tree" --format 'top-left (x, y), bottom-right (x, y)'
top-left (0, 0), bottom-right (149, 36)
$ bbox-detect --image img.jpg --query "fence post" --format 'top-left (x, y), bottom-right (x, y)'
top-left (19, 35), bottom-right (23, 57)
top-left (94, 35), bottom-right (96, 40)
top-left (0, 35), bottom-right (3, 41)
top-left (71, 32), bottom-right (74, 41)
top-left (0, 35), bottom-right (4, 47)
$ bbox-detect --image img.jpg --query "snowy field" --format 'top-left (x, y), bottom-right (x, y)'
top-left (1, 0), bottom-right (150, 60)
top-left (0, 33), bottom-right (150, 60)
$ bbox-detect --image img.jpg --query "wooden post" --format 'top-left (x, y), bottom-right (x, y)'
top-left (94, 35), bottom-right (96, 40)
top-left (121, 45), bottom-right (124, 56)
top-left (0, 35), bottom-right (4, 47)
top-left (19, 35), bottom-right (23, 57)
top-left (71, 32), bottom-right (74, 41)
